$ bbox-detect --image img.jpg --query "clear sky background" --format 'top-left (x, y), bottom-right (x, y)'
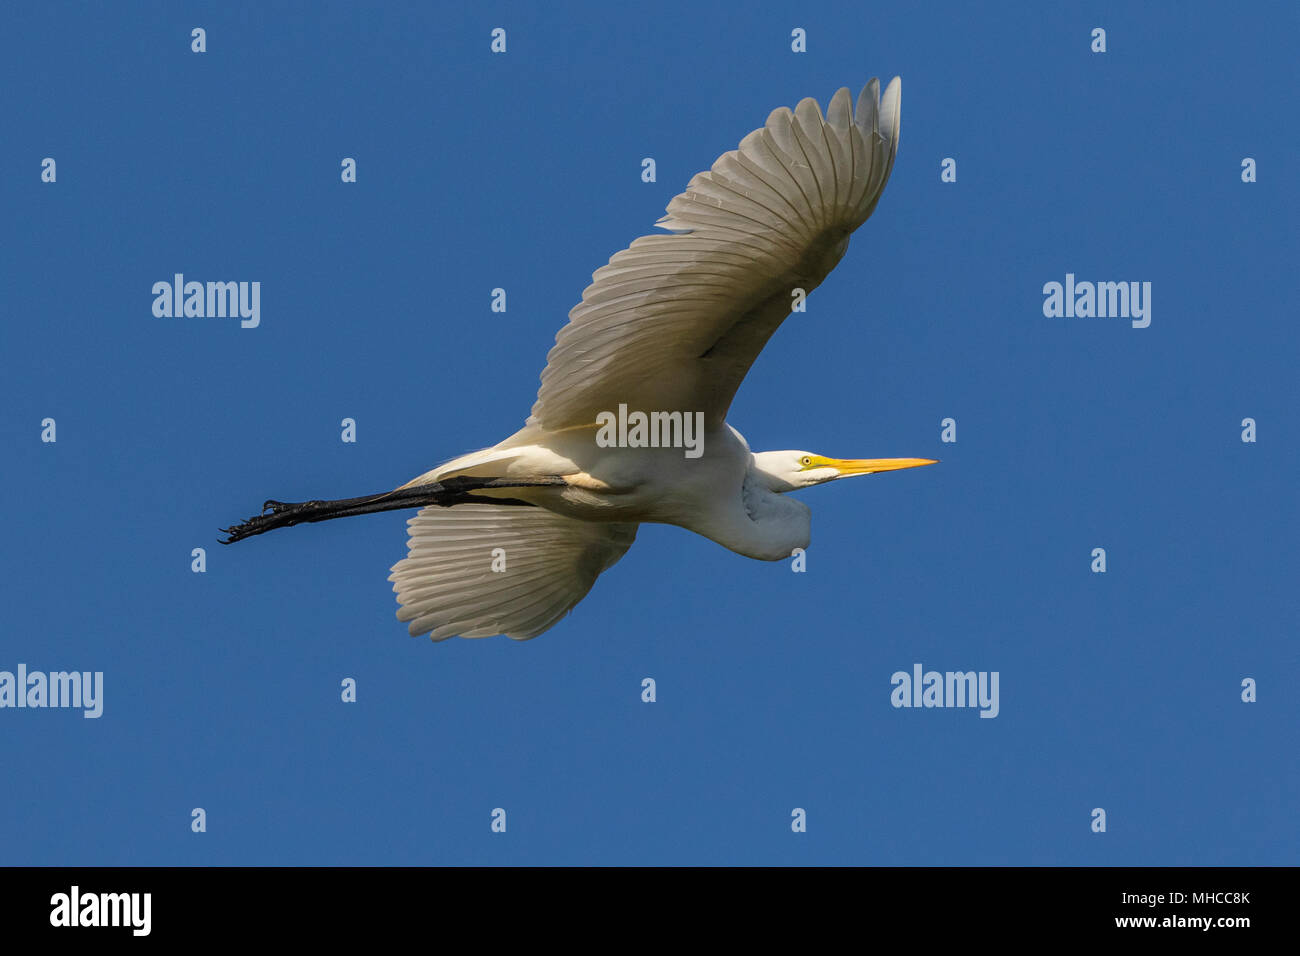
top-left (3, 1), bottom-right (1296, 865)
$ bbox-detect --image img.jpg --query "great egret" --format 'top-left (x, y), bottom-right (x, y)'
top-left (222, 77), bottom-right (936, 640)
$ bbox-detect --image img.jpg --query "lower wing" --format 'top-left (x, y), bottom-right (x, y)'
top-left (389, 503), bottom-right (638, 641)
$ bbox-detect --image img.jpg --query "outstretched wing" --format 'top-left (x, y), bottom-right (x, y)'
top-left (530, 78), bottom-right (901, 429)
top-left (388, 503), bottom-right (637, 641)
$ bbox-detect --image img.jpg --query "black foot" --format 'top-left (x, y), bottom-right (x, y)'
top-left (220, 499), bottom-right (322, 544)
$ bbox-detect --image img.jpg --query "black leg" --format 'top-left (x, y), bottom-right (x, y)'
top-left (218, 476), bottom-right (566, 544)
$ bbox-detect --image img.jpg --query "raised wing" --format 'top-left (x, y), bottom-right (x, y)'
top-left (530, 78), bottom-right (901, 429)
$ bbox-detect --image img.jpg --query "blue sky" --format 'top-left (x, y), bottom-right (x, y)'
top-left (2, 0), bottom-right (1296, 865)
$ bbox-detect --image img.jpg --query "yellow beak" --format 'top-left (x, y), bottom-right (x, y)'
top-left (830, 457), bottom-right (938, 476)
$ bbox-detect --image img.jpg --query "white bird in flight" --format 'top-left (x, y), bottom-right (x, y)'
top-left (223, 77), bottom-right (936, 641)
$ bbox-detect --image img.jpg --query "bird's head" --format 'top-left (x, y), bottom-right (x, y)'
top-left (752, 451), bottom-right (937, 492)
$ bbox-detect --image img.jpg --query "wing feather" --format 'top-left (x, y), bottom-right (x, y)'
top-left (530, 78), bottom-right (901, 429)
top-left (389, 504), bottom-right (637, 641)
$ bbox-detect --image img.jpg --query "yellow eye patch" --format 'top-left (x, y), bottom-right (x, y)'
top-left (799, 454), bottom-right (834, 470)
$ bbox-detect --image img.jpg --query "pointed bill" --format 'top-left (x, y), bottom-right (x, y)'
top-left (830, 457), bottom-right (938, 476)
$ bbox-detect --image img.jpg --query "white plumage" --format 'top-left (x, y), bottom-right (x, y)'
top-left (530, 79), bottom-right (901, 430)
top-left (384, 79), bottom-right (927, 640)
top-left (225, 78), bottom-right (935, 642)
top-left (392, 504), bottom-right (637, 641)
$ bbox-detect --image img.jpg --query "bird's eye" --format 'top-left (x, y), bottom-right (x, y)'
top-left (800, 456), bottom-right (813, 467)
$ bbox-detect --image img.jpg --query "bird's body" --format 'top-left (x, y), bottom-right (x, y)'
top-left (223, 77), bottom-right (937, 641)
top-left (409, 421), bottom-right (809, 558)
